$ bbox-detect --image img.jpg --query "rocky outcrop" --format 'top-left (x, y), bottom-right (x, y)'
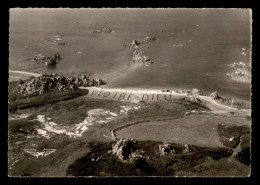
top-left (112, 138), bottom-right (137, 161)
top-left (158, 144), bottom-right (176, 156)
top-left (132, 50), bottom-right (154, 66)
top-left (32, 53), bottom-right (61, 67)
top-left (209, 91), bottom-right (219, 99)
top-left (16, 73), bottom-right (106, 96)
top-left (123, 37), bottom-right (156, 48)
top-left (191, 88), bottom-right (203, 96)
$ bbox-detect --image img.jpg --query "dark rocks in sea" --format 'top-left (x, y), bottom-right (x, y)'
top-left (16, 73), bottom-right (106, 96)
top-left (45, 53), bottom-right (61, 66)
top-left (132, 50), bottom-right (154, 66)
top-left (31, 53), bottom-right (61, 67)
top-left (123, 36), bottom-right (157, 48)
top-left (226, 62), bottom-right (251, 83)
top-left (45, 56), bottom-right (57, 66)
top-left (58, 42), bottom-right (66, 45)
top-left (92, 28), bottom-right (114, 33)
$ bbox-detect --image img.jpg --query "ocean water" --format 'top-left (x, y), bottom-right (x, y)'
top-left (9, 9), bottom-right (251, 100)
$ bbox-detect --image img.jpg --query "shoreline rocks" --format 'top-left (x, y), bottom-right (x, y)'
top-left (15, 73), bottom-right (106, 96)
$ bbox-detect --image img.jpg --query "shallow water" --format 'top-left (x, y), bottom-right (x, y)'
top-left (9, 9), bottom-right (251, 100)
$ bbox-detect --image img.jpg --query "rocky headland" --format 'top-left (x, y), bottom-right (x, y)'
top-left (14, 73), bottom-right (106, 96)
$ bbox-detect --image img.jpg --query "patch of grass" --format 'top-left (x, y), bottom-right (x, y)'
top-left (8, 119), bottom-right (40, 135)
top-left (217, 124), bottom-right (250, 148)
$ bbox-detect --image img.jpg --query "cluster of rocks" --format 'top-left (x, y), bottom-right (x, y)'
top-left (171, 88), bottom-right (204, 96)
top-left (92, 28), bottom-right (114, 33)
top-left (132, 50), bottom-right (154, 66)
top-left (207, 90), bottom-right (242, 107)
top-left (112, 138), bottom-right (138, 161)
top-left (209, 91), bottom-right (219, 99)
top-left (123, 36), bottom-right (157, 48)
top-left (158, 144), bottom-right (176, 156)
top-left (216, 96), bottom-right (242, 107)
top-left (16, 73), bottom-right (106, 96)
top-left (128, 149), bottom-right (145, 162)
top-left (31, 53), bottom-right (61, 66)
top-left (226, 62), bottom-right (251, 82)
top-left (190, 88), bottom-right (203, 96)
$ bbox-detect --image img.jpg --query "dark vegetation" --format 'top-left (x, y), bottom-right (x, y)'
top-left (9, 136), bottom-right (89, 176)
top-left (9, 89), bottom-right (88, 112)
top-left (235, 134), bottom-right (250, 166)
top-left (217, 124), bottom-right (250, 148)
top-left (8, 80), bottom-right (89, 112)
top-left (235, 148), bottom-right (250, 166)
top-left (9, 119), bottom-right (40, 136)
top-left (66, 140), bottom-right (233, 176)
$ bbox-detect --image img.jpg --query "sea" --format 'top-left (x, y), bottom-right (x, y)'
top-left (9, 8), bottom-right (251, 101)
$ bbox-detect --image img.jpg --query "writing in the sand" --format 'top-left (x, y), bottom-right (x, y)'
top-left (89, 90), bottom-right (173, 101)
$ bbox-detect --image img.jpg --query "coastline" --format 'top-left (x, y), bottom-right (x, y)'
top-left (9, 69), bottom-right (251, 115)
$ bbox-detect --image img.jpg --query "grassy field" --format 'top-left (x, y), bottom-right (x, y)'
top-left (116, 114), bottom-right (251, 148)
top-left (8, 91), bottom-right (251, 176)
